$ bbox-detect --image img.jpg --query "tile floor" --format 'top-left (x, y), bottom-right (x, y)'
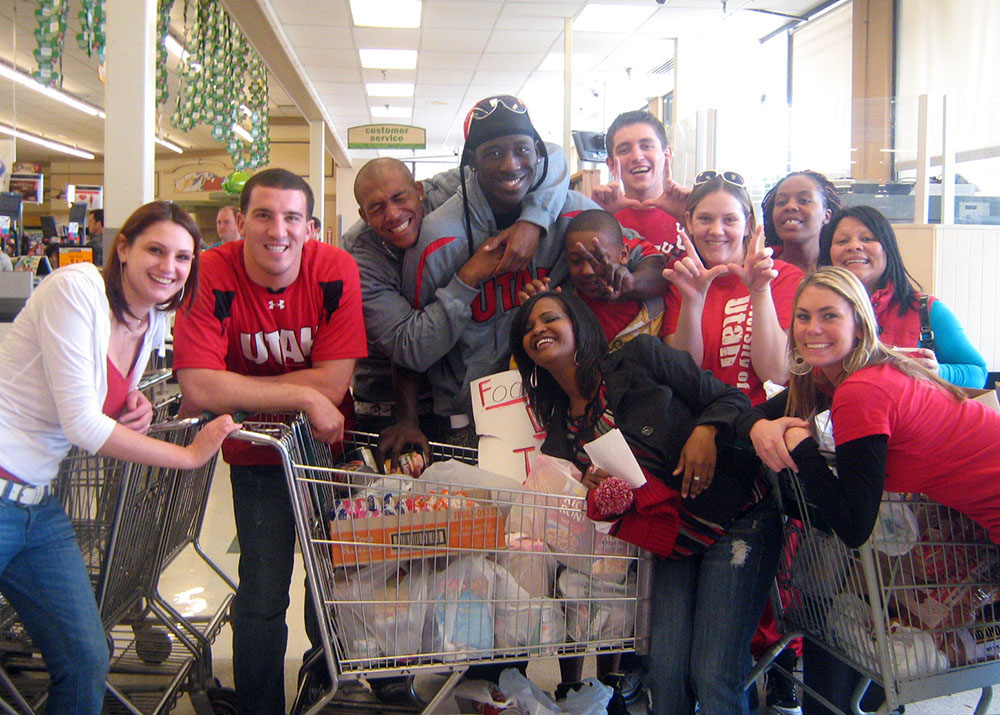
top-left (157, 459), bottom-right (994, 715)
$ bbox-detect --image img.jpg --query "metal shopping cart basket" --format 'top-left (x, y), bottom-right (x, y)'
top-left (755, 466), bottom-right (1000, 715)
top-left (231, 416), bottom-right (652, 715)
top-left (0, 396), bottom-right (236, 714)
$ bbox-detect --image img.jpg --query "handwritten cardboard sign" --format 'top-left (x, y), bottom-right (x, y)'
top-left (471, 370), bottom-right (546, 481)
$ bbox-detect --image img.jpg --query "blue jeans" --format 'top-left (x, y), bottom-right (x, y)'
top-left (646, 496), bottom-right (783, 715)
top-left (0, 494), bottom-right (109, 713)
top-left (230, 464), bottom-right (320, 715)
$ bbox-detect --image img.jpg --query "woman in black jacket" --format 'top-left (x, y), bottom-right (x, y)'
top-left (511, 291), bottom-right (782, 715)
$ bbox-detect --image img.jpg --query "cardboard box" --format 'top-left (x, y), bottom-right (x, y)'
top-left (329, 504), bottom-right (505, 567)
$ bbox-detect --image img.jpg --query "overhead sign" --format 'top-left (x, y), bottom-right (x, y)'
top-left (348, 124), bottom-right (426, 150)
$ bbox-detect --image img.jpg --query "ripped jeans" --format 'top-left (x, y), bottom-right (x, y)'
top-left (646, 495), bottom-right (782, 715)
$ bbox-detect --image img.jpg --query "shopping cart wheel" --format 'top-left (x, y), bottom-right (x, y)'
top-left (134, 626), bottom-right (172, 664)
top-left (206, 686), bottom-right (239, 714)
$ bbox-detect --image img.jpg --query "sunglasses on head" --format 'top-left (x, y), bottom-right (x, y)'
top-left (694, 170), bottom-right (746, 188)
top-left (468, 95), bottom-right (527, 122)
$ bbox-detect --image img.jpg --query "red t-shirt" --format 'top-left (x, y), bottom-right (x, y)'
top-left (173, 240), bottom-right (367, 464)
top-left (616, 206), bottom-right (681, 253)
top-left (831, 363), bottom-right (1000, 542)
top-left (664, 260), bottom-right (802, 405)
top-left (103, 357), bottom-right (130, 419)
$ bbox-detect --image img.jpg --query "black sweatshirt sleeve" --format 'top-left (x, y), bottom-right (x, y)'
top-left (789, 434), bottom-right (889, 548)
top-left (733, 389), bottom-right (790, 443)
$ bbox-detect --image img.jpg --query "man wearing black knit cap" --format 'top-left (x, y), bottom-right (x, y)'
top-left (399, 95), bottom-right (598, 426)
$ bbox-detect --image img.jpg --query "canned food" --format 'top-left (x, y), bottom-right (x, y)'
top-left (398, 451), bottom-right (425, 478)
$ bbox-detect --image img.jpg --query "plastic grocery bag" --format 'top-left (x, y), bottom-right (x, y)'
top-left (561, 678), bottom-right (614, 715)
top-left (426, 555), bottom-right (496, 660)
top-left (558, 567), bottom-right (636, 642)
top-left (493, 562), bottom-right (566, 652)
top-left (330, 561), bottom-right (428, 663)
top-left (498, 668), bottom-right (564, 715)
top-left (520, 455), bottom-right (632, 580)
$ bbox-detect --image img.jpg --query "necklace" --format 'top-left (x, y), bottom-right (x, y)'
top-left (119, 313), bottom-right (147, 334)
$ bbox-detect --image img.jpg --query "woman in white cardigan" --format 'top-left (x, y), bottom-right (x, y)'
top-left (0, 201), bottom-right (239, 712)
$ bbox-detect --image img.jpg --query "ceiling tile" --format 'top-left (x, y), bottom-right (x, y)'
top-left (419, 52), bottom-right (483, 70)
top-left (422, 1), bottom-right (502, 30)
top-left (420, 29), bottom-right (492, 53)
top-left (362, 68), bottom-right (417, 83)
top-left (485, 29), bottom-right (562, 53)
top-left (269, 0), bottom-right (349, 26)
top-left (417, 69), bottom-right (475, 85)
top-left (297, 48), bottom-right (359, 67)
top-left (478, 52), bottom-right (546, 71)
top-left (352, 27), bottom-right (421, 49)
top-left (284, 24), bottom-right (355, 49)
top-left (415, 84), bottom-right (470, 99)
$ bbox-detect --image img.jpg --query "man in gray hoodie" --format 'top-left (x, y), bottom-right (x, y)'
top-left (400, 95), bottom-right (601, 426)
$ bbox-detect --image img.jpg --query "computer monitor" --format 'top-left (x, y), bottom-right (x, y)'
top-left (572, 130), bottom-right (607, 164)
top-left (40, 216), bottom-right (58, 239)
top-left (0, 192), bottom-right (21, 218)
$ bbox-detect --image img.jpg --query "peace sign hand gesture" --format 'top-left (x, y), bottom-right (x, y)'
top-left (591, 158), bottom-right (642, 214)
top-left (661, 228), bottom-right (729, 301)
top-left (727, 226), bottom-right (777, 293)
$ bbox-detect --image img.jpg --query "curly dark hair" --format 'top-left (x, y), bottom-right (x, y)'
top-left (761, 170), bottom-right (841, 248)
top-left (509, 291), bottom-right (608, 429)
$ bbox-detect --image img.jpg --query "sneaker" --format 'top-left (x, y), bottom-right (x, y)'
top-left (599, 674), bottom-right (631, 715)
top-left (617, 671), bottom-right (643, 704)
top-left (765, 690), bottom-right (802, 715)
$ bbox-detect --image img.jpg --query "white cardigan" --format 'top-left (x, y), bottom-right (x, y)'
top-left (0, 263), bottom-right (166, 485)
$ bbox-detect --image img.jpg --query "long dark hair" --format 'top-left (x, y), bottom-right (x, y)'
top-left (818, 205), bottom-right (921, 318)
top-left (103, 201), bottom-right (201, 324)
top-left (509, 291), bottom-right (607, 428)
top-left (761, 170), bottom-right (841, 248)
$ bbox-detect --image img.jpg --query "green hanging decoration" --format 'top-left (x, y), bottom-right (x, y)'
top-left (170, 0), bottom-right (269, 171)
top-left (32, 0), bottom-right (69, 87)
top-left (155, 0), bottom-right (175, 106)
top-left (76, 0), bottom-right (105, 64)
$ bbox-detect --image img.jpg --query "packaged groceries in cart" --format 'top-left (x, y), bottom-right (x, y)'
top-left (231, 419), bottom-right (652, 715)
top-left (765, 464), bottom-right (1000, 715)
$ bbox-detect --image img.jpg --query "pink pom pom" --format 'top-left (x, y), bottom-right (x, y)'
top-left (593, 476), bottom-right (634, 517)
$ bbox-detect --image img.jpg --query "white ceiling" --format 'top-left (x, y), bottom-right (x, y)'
top-left (0, 0), bottom-right (822, 165)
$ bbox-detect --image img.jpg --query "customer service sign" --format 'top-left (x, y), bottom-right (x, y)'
top-left (348, 124), bottom-right (426, 150)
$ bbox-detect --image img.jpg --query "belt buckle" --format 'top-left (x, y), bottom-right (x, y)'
top-left (1, 479), bottom-right (47, 506)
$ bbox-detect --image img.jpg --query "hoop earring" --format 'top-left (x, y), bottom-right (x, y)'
top-left (789, 346), bottom-right (812, 376)
top-left (842, 343), bottom-right (870, 374)
top-left (529, 365), bottom-right (538, 389)
top-left (175, 283), bottom-right (185, 303)
top-left (573, 350), bottom-right (579, 366)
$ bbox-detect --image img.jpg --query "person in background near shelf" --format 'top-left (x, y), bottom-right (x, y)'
top-left (0, 201), bottom-right (238, 712)
top-left (173, 168), bottom-right (367, 715)
top-left (86, 208), bottom-right (104, 241)
top-left (819, 205), bottom-right (987, 388)
top-left (215, 205), bottom-right (241, 246)
top-left (760, 170), bottom-right (841, 275)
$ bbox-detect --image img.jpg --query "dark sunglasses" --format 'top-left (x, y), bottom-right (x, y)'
top-left (694, 170), bottom-right (746, 188)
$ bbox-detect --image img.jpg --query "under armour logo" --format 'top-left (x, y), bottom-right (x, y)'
top-left (267, 299), bottom-right (285, 310)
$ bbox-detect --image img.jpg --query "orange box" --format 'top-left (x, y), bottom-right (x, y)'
top-left (329, 505), bottom-right (505, 567)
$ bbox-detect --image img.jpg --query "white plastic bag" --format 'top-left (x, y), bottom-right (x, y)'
top-left (561, 678), bottom-right (614, 715)
top-left (426, 555), bottom-right (496, 660)
top-left (558, 567), bottom-right (636, 642)
top-left (493, 560), bottom-right (566, 652)
top-left (330, 561), bottom-right (428, 662)
top-left (498, 668), bottom-right (564, 715)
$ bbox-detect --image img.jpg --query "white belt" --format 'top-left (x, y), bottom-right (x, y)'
top-left (0, 478), bottom-right (52, 506)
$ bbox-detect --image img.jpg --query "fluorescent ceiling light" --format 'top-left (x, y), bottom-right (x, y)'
top-left (232, 124), bottom-right (253, 142)
top-left (0, 124), bottom-right (95, 160)
top-left (359, 49), bottom-right (418, 70)
top-left (370, 106), bottom-right (412, 118)
top-left (350, 0), bottom-right (421, 28)
top-left (155, 136), bottom-right (184, 154)
top-left (365, 82), bottom-right (415, 97)
top-left (0, 62), bottom-right (106, 119)
top-left (573, 4), bottom-right (656, 32)
top-left (164, 34), bottom-right (202, 71)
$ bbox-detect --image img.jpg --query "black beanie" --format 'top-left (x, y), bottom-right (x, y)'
top-left (461, 95), bottom-right (541, 164)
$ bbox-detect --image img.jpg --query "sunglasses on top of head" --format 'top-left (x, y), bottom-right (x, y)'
top-left (469, 95), bottom-right (527, 122)
top-left (694, 170), bottom-right (746, 188)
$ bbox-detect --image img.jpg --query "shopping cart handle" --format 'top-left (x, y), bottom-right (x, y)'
top-left (201, 411), bottom-right (249, 423)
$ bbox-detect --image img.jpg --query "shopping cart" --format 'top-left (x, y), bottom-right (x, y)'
top-left (750, 467), bottom-right (1000, 715)
top-left (0, 398), bottom-right (235, 714)
top-left (231, 417), bottom-right (652, 715)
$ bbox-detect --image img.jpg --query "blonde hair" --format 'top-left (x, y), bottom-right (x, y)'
top-left (784, 267), bottom-right (965, 419)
